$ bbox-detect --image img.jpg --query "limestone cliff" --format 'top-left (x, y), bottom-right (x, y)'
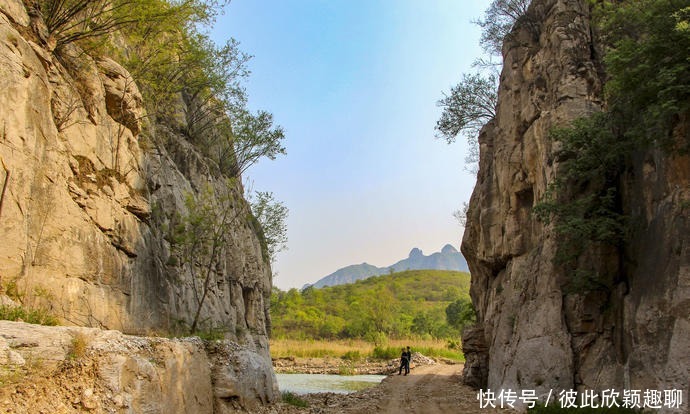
top-left (461, 0), bottom-right (689, 409)
top-left (0, 320), bottom-right (278, 413)
top-left (0, 0), bottom-right (277, 408)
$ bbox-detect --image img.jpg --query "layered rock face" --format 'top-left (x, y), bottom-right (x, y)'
top-left (0, 321), bottom-right (278, 413)
top-left (0, 0), bottom-right (277, 408)
top-left (461, 0), bottom-right (689, 409)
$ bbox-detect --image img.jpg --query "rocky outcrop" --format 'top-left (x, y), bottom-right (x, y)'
top-left (460, 324), bottom-right (489, 390)
top-left (0, 0), bottom-right (277, 408)
top-left (0, 321), bottom-right (278, 413)
top-left (461, 0), bottom-right (689, 411)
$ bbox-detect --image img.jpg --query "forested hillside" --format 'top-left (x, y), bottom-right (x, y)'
top-left (271, 270), bottom-right (474, 341)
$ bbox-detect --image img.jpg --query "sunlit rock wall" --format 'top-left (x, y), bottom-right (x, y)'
top-left (0, 0), bottom-right (277, 407)
top-left (461, 0), bottom-right (689, 410)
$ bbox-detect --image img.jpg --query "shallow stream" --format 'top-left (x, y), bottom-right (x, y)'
top-left (276, 373), bottom-right (387, 394)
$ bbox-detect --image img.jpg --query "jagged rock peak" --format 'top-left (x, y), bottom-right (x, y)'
top-left (441, 244), bottom-right (458, 254)
top-left (408, 247), bottom-right (423, 258)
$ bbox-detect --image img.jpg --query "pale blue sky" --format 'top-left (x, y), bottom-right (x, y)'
top-left (212, 1), bottom-right (491, 289)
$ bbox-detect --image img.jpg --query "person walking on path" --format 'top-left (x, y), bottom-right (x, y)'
top-left (398, 347), bottom-right (408, 375)
top-left (404, 346), bottom-right (411, 375)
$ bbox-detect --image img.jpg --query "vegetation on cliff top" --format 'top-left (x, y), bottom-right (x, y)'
top-left (535, 0), bottom-right (690, 292)
top-left (35, 0), bottom-right (287, 199)
top-left (436, 0), bottom-right (531, 173)
top-left (271, 270), bottom-right (474, 342)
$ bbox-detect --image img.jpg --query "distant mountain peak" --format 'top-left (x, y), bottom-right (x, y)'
top-left (441, 244), bottom-right (458, 254)
top-left (409, 248), bottom-right (423, 258)
top-left (310, 244), bottom-right (468, 289)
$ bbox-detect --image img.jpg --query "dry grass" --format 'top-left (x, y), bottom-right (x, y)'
top-left (68, 333), bottom-right (89, 360)
top-left (270, 338), bottom-right (463, 361)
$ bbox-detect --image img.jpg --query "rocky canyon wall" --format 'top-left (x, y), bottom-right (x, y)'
top-left (0, 0), bottom-right (277, 408)
top-left (461, 0), bottom-right (689, 410)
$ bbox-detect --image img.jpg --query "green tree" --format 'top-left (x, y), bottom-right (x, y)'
top-left (412, 308), bottom-right (450, 338)
top-left (473, 0), bottom-right (533, 56)
top-left (249, 191), bottom-right (288, 263)
top-left (436, 73), bottom-right (497, 145)
top-left (411, 311), bottom-right (434, 336)
top-left (361, 286), bottom-right (399, 335)
top-left (597, 0), bottom-right (690, 151)
top-left (437, 0), bottom-right (533, 173)
top-left (231, 109), bottom-right (286, 177)
top-left (445, 298), bottom-right (476, 331)
top-left (436, 73), bottom-right (497, 171)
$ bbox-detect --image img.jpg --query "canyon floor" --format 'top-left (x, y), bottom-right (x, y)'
top-left (270, 363), bottom-right (509, 414)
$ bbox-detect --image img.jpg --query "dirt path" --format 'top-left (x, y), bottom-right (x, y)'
top-left (274, 363), bottom-right (509, 414)
top-left (380, 364), bottom-right (466, 413)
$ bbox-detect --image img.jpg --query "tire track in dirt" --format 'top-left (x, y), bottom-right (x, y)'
top-left (279, 364), bottom-right (510, 414)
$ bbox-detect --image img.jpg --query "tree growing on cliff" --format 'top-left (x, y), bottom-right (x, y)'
top-left (37, 0), bottom-right (135, 50)
top-left (473, 0), bottom-right (533, 57)
top-left (596, 0), bottom-right (690, 151)
top-left (435, 73), bottom-right (497, 170)
top-left (173, 181), bottom-right (244, 334)
top-left (36, 0), bottom-right (227, 50)
top-left (230, 109), bottom-right (287, 177)
top-left (436, 73), bottom-right (497, 143)
top-left (117, 5), bottom-right (286, 179)
top-left (436, 0), bottom-right (531, 173)
top-left (248, 191), bottom-right (288, 263)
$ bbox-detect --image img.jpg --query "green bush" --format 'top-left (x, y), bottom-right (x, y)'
top-left (595, 0), bottom-right (690, 152)
top-left (281, 391), bottom-right (308, 408)
top-left (371, 346), bottom-right (400, 360)
top-left (342, 350), bottom-right (362, 361)
top-left (194, 328), bottom-right (226, 341)
top-left (0, 305), bottom-right (58, 326)
top-left (413, 346), bottom-right (464, 362)
top-left (533, 113), bottom-right (629, 293)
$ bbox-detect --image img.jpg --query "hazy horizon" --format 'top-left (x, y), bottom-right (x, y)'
top-left (212, 1), bottom-right (491, 289)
